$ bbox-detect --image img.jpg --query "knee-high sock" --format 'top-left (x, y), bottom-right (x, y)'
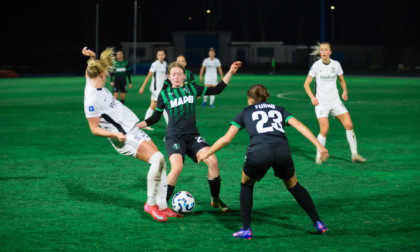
top-left (208, 176), bottom-right (221, 198)
top-left (240, 183), bottom-right (254, 230)
top-left (163, 110), bottom-right (169, 124)
top-left (288, 182), bottom-right (321, 225)
top-left (210, 95), bottom-right (215, 105)
top-left (146, 152), bottom-right (165, 206)
top-left (203, 96), bottom-right (208, 102)
top-left (346, 129), bottom-right (358, 155)
top-left (145, 107), bottom-right (154, 120)
top-left (166, 185), bottom-right (175, 203)
top-left (156, 162), bottom-right (168, 210)
top-left (316, 134), bottom-right (327, 158)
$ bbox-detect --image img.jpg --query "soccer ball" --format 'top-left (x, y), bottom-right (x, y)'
top-left (172, 191), bottom-right (195, 213)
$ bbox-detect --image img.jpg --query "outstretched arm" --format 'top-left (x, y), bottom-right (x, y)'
top-left (197, 125), bottom-right (239, 163)
top-left (203, 61), bottom-right (242, 96)
top-left (82, 47), bottom-right (96, 59)
top-left (87, 117), bottom-right (126, 142)
top-left (287, 117), bottom-right (329, 161)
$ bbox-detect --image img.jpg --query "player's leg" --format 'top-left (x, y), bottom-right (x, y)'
top-left (336, 112), bottom-right (366, 163)
top-left (144, 99), bottom-right (157, 130)
top-left (232, 171), bottom-right (255, 240)
top-left (196, 145), bottom-right (230, 212)
top-left (135, 136), bottom-right (168, 222)
top-left (202, 84), bottom-right (212, 106)
top-left (316, 117), bottom-right (329, 164)
top-left (119, 84), bottom-right (127, 104)
top-left (282, 173), bottom-right (327, 234)
top-left (166, 154), bottom-right (184, 201)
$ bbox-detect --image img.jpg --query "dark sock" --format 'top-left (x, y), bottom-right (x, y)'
top-left (208, 176), bottom-right (221, 198)
top-left (166, 184), bottom-right (175, 202)
top-left (288, 182), bottom-right (321, 224)
top-left (240, 183), bottom-right (254, 230)
top-left (121, 99), bottom-right (125, 104)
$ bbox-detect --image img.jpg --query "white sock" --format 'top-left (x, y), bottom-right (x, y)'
top-left (203, 96), bottom-right (208, 102)
top-left (156, 163), bottom-right (168, 210)
top-left (316, 134), bottom-right (327, 158)
top-left (163, 110), bottom-right (169, 124)
top-left (346, 129), bottom-right (358, 155)
top-left (210, 95), bottom-right (215, 105)
top-left (145, 107), bottom-right (154, 120)
top-left (146, 152), bottom-right (165, 206)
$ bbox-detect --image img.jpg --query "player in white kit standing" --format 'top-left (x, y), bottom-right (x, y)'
top-left (200, 47), bottom-right (224, 108)
top-left (303, 42), bottom-right (366, 164)
top-left (82, 47), bottom-right (182, 222)
top-left (139, 49), bottom-right (169, 129)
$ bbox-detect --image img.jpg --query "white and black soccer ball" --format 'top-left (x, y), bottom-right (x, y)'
top-left (172, 191), bottom-right (195, 213)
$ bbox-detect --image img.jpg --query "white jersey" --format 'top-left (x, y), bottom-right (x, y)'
top-left (149, 60), bottom-right (167, 92)
top-left (84, 78), bottom-right (140, 134)
top-left (202, 57), bottom-right (221, 80)
top-left (308, 59), bottom-right (344, 104)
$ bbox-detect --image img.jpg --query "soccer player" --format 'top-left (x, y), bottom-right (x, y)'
top-left (137, 60), bottom-right (242, 212)
top-left (82, 47), bottom-right (181, 222)
top-left (199, 47), bottom-right (223, 108)
top-left (197, 84), bottom-right (329, 239)
top-left (176, 55), bottom-right (195, 84)
top-left (303, 42), bottom-right (366, 164)
top-left (139, 49), bottom-right (168, 129)
top-left (110, 50), bottom-right (131, 104)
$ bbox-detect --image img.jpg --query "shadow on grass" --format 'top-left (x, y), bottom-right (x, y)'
top-left (63, 181), bottom-right (140, 211)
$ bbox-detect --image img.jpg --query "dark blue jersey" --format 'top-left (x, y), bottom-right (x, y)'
top-left (231, 102), bottom-right (294, 152)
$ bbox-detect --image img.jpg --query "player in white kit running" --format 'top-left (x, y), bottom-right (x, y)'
top-left (303, 42), bottom-right (366, 164)
top-left (200, 48), bottom-right (224, 108)
top-left (82, 47), bottom-right (182, 222)
top-left (139, 49), bottom-right (169, 129)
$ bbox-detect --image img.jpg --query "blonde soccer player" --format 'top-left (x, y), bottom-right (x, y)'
top-left (139, 49), bottom-right (169, 129)
top-left (303, 42), bottom-right (366, 164)
top-left (82, 47), bottom-right (181, 222)
top-left (199, 47), bottom-right (223, 108)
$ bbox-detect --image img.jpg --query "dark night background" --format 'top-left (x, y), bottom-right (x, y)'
top-left (1, 0), bottom-right (419, 75)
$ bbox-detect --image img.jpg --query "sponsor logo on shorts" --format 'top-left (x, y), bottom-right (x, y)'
top-left (173, 143), bottom-right (180, 150)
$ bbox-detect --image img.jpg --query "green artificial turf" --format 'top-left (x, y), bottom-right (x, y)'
top-left (0, 75), bottom-right (419, 251)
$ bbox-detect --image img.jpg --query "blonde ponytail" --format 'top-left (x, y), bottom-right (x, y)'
top-left (86, 47), bottom-right (115, 78)
top-left (310, 42), bottom-right (331, 60)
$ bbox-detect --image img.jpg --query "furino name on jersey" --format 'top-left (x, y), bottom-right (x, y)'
top-left (254, 103), bottom-right (275, 109)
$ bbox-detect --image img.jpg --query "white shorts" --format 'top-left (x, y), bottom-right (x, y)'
top-left (109, 126), bottom-right (151, 158)
top-left (315, 101), bottom-right (348, 118)
top-left (204, 77), bottom-right (218, 85)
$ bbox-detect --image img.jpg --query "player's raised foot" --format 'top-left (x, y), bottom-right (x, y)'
top-left (143, 126), bottom-right (154, 131)
top-left (211, 197), bottom-right (230, 212)
top-left (144, 203), bottom-right (167, 222)
top-left (315, 157), bottom-right (323, 164)
top-left (233, 227), bottom-right (252, 240)
top-left (161, 207), bottom-right (184, 218)
top-left (202, 102), bottom-right (206, 107)
top-left (314, 221), bottom-right (327, 234)
top-left (210, 104), bottom-right (214, 108)
top-left (352, 153), bottom-right (367, 163)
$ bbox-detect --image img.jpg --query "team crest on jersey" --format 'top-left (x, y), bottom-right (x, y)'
top-left (89, 106), bottom-right (94, 112)
top-left (331, 67), bottom-right (336, 73)
top-left (183, 88), bottom-right (190, 93)
top-left (173, 143), bottom-right (180, 150)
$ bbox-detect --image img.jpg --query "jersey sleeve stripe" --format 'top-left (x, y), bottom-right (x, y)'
top-left (285, 115), bottom-right (294, 125)
top-left (156, 107), bottom-right (164, 112)
top-left (230, 121), bottom-right (241, 129)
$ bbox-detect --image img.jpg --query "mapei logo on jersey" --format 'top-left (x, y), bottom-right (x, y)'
top-left (115, 67), bottom-right (126, 72)
top-left (170, 95), bottom-right (194, 108)
top-left (89, 106), bottom-right (94, 112)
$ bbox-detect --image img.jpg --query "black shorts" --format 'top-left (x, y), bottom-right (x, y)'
top-left (243, 147), bottom-right (295, 181)
top-left (113, 82), bottom-right (128, 93)
top-left (165, 134), bottom-right (210, 163)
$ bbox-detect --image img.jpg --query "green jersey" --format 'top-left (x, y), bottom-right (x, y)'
top-left (155, 80), bottom-right (227, 137)
top-left (110, 60), bottom-right (131, 85)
